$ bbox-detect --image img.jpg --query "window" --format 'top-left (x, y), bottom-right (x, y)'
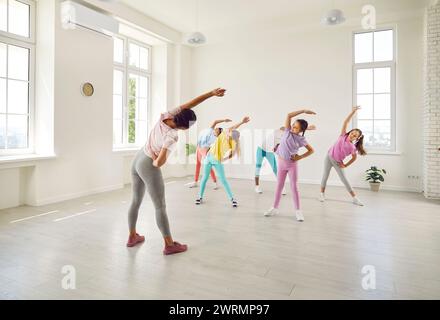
top-left (113, 36), bottom-right (150, 149)
top-left (0, 0), bottom-right (35, 154)
top-left (353, 29), bottom-right (395, 151)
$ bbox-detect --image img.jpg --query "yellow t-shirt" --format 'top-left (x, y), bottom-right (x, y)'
top-left (209, 131), bottom-right (237, 161)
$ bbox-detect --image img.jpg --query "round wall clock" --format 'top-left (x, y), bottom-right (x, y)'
top-left (81, 82), bottom-right (94, 97)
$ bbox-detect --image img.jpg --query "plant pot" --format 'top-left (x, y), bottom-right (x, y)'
top-left (369, 182), bottom-right (381, 192)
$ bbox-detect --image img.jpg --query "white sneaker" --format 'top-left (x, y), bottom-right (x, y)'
top-left (264, 207), bottom-right (278, 217)
top-left (255, 186), bottom-right (263, 194)
top-left (295, 210), bottom-right (304, 222)
top-left (353, 197), bottom-right (364, 206)
top-left (282, 186), bottom-right (287, 195)
top-left (186, 181), bottom-right (198, 188)
top-left (318, 193), bottom-right (326, 202)
top-left (213, 182), bottom-right (219, 190)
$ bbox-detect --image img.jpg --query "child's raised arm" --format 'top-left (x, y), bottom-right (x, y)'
top-left (210, 118), bottom-right (232, 129)
top-left (228, 116), bottom-right (251, 132)
top-left (341, 106), bottom-right (360, 135)
top-left (285, 109), bottom-right (316, 129)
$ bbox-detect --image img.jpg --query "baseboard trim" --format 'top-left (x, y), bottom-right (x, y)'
top-left (211, 174), bottom-right (422, 193)
top-left (34, 184), bottom-right (125, 206)
top-left (297, 178), bottom-right (422, 193)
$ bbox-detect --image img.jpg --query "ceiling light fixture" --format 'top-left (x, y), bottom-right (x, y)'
top-left (321, 9), bottom-right (346, 26)
top-left (187, 0), bottom-right (207, 45)
top-left (321, 0), bottom-right (346, 26)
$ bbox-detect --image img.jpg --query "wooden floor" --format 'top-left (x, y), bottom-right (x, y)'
top-left (0, 177), bottom-right (439, 300)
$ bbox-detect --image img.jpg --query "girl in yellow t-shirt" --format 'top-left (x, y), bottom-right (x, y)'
top-left (195, 116), bottom-right (250, 208)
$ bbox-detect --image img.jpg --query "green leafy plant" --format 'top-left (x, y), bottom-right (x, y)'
top-left (128, 78), bottom-right (136, 144)
top-left (365, 166), bottom-right (387, 183)
top-left (186, 143), bottom-right (197, 156)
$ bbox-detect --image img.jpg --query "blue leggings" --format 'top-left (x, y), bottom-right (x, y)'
top-left (199, 154), bottom-right (234, 201)
top-left (255, 147), bottom-right (278, 177)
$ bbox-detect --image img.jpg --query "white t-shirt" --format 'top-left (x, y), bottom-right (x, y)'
top-left (144, 107), bottom-right (182, 158)
top-left (198, 128), bottom-right (216, 148)
top-left (261, 129), bottom-right (283, 152)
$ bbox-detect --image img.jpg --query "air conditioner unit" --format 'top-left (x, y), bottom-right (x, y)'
top-left (61, 1), bottom-right (119, 36)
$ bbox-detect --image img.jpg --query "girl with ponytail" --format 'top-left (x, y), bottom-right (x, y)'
top-left (265, 109), bottom-right (317, 222)
top-left (319, 106), bottom-right (367, 206)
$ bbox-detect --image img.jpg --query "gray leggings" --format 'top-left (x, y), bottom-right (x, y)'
top-left (128, 150), bottom-right (171, 238)
top-left (320, 154), bottom-right (354, 194)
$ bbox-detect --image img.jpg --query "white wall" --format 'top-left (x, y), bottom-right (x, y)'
top-left (191, 15), bottom-right (424, 192)
top-left (0, 169), bottom-right (21, 208)
top-left (38, 10), bottom-right (121, 204)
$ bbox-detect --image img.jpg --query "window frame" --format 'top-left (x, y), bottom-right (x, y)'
top-left (113, 35), bottom-right (152, 149)
top-left (352, 27), bottom-right (397, 152)
top-left (0, 0), bottom-right (36, 156)
top-left (0, 0), bottom-right (36, 43)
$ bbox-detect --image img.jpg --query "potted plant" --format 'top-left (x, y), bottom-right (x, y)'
top-left (185, 143), bottom-right (197, 157)
top-left (365, 166), bottom-right (387, 192)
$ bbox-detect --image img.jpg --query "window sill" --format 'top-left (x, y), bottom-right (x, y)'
top-left (367, 151), bottom-right (402, 156)
top-left (0, 153), bottom-right (57, 169)
top-left (113, 148), bottom-right (140, 156)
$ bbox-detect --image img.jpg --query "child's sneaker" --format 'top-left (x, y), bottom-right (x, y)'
top-left (295, 210), bottom-right (304, 222)
top-left (264, 207), bottom-right (279, 217)
top-left (353, 197), bottom-right (364, 206)
top-left (186, 181), bottom-right (198, 188)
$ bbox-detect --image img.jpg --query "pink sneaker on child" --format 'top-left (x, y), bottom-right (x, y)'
top-left (163, 242), bottom-right (188, 255)
top-left (126, 233), bottom-right (145, 247)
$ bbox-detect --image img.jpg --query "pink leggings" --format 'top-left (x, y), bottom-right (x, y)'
top-left (273, 157), bottom-right (300, 210)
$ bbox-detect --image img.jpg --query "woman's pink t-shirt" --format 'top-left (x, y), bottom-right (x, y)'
top-left (329, 134), bottom-right (357, 163)
top-left (144, 107), bottom-right (182, 158)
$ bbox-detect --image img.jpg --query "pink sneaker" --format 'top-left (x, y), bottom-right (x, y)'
top-left (163, 242), bottom-right (188, 255)
top-left (126, 233), bottom-right (145, 247)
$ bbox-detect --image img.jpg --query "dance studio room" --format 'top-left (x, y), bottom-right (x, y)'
top-left (0, 0), bottom-right (439, 301)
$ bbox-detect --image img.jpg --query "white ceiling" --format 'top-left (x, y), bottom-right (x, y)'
top-left (119, 0), bottom-right (427, 33)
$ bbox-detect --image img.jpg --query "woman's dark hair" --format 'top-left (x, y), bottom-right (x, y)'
top-left (348, 129), bottom-right (367, 156)
top-left (173, 109), bottom-right (197, 129)
top-left (296, 119), bottom-right (309, 136)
